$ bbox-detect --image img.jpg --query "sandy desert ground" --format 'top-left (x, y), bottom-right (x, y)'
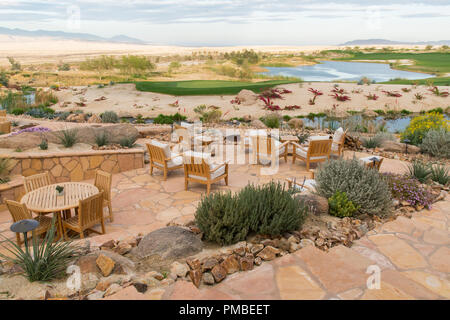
top-left (51, 82), bottom-right (450, 120)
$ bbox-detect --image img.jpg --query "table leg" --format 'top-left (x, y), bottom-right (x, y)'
top-left (54, 211), bottom-right (64, 241)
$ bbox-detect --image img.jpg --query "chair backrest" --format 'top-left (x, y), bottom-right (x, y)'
top-left (250, 132), bottom-right (277, 157)
top-left (174, 124), bottom-right (190, 143)
top-left (307, 139), bottom-right (332, 158)
top-left (24, 172), bottom-right (51, 193)
top-left (94, 170), bottom-right (112, 202)
top-left (78, 192), bottom-right (104, 228)
top-left (5, 200), bottom-right (32, 222)
top-left (146, 143), bottom-right (167, 165)
top-left (184, 156), bottom-right (211, 180)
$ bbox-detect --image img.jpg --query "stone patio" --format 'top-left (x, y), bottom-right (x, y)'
top-left (0, 149), bottom-right (448, 300)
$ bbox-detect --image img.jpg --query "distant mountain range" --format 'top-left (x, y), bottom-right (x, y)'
top-left (340, 39), bottom-right (450, 46)
top-left (0, 26), bottom-right (147, 44)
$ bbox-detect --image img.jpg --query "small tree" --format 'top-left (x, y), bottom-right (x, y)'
top-left (7, 57), bottom-right (21, 71)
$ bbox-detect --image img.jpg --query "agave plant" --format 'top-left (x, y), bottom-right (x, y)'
top-left (382, 90), bottom-right (402, 97)
top-left (0, 217), bottom-right (82, 282)
top-left (284, 105), bottom-right (301, 110)
top-left (414, 93), bottom-right (425, 100)
top-left (331, 87), bottom-right (347, 94)
top-left (366, 93), bottom-right (379, 100)
top-left (428, 86), bottom-right (449, 97)
top-left (330, 93), bottom-right (351, 102)
top-left (308, 88), bottom-right (323, 105)
top-left (259, 96), bottom-right (281, 111)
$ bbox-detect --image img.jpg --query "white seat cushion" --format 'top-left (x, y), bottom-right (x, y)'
top-left (154, 154), bottom-right (183, 168)
top-left (309, 135), bottom-right (332, 141)
top-left (150, 140), bottom-right (171, 158)
top-left (333, 127), bottom-right (344, 143)
top-left (188, 163), bottom-right (226, 181)
top-left (295, 147), bottom-right (328, 160)
top-left (360, 156), bottom-right (381, 164)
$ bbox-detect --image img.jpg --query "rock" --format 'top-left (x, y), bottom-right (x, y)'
top-left (114, 242), bottom-right (132, 255)
top-left (87, 290), bottom-right (105, 300)
top-left (294, 191), bottom-right (329, 215)
top-left (201, 257), bottom-right (219, 272)
top-left (189, 269), bottom-right (202, 288)
top-left (254, 257), bottom-right (262, 266)
top-left (243, 115), bottom-right (252, 122)
top-left (137, 126), bottom-right (171, 138)
top-left (77, 251), bottom-right (135, 276)
top-left (186, 258), bottom-right (201, 270)
top-left (250, 119), bottom-right (267, 129)
top-left (256, 246), bottom-right (280, 261)
top-left (237, 89), bottom-right (258, 106)
top-left (287, 235), bottom-right (299, 244)
top-left (274, 238), bottom-right (290, 252)
top-left (250, 243), bottom-right (264, 255)
top-left (96, 254), bottom-right (115, 277)
top-left (100, 240), bottom-right (116, 250)
top-left (380, 140), bottom-right (420, 154)
top-left (211, 264), bottom-right (227, 283)
top-left (81, 273), bottom-right (100, 292)
top-left (87, 114), bottom-right (102, 123)
top-left (239, 256), bottom-right (254, 271)
top-left (136, 226), bottom-right (203, 260)
top-left (288, 118), bottom-right (304, 129)
top-left (146, 271), bottom-right (164, 281)
top-left (76, 255), bottom-right (99, 274)
top-left (133, 283), bottom-right (148, 293)
top-left (66, 113), bottom-right (86, 123)
top-left (362, 109), bottom-right (378, 117)
top-left (170, 261), bottom-right (189, 278)
top-left (233, 246), bottom-right (246, 257)
top-left (300, 239), bottom-right (315, 248)
top-left (289, 242), bottom-right (302, 253)
top-left (220, 255), bottom-right (240, 274)
top-left (202, 272), bottom-right (215, 285)
top-left (160, 278), bottom-right (175, 286)
top-left (104, 283), bottom-right (122, 297)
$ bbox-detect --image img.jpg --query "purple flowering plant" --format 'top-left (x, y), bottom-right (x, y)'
top-left (10, 127), bottom-right (51, 136)
top-left (384, 173), bottom-right (433, 209)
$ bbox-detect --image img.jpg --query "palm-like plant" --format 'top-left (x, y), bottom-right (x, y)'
top-left (407, 160), bottom-right (431, 183)
top-left (0, 217), bottom-right (82, 282)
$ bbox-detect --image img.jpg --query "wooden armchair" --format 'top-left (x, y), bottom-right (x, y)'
top-left (5, 200), bottom-right (52, 246)
top-left (331, 127), bottom-right (347, 157)
top-left (94, 170), bottom-right (113, 222)
top-left (146, 140), bottom-right (183, 180)
top-left (360, 156), bottom-right (384, 171)
top-left (62, 192), bottom-right (105, 239)
top-left (250, 132), bottom-right (289, 164)
top-left (183, 151), bottom-right (228, 195)
top-left (24, 172), bottom-right (51, 193)
top-left (292, 138), bottom-right (332, 170)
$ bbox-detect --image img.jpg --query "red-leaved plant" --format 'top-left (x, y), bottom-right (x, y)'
top-left (308, 88), bottom-right (323, 105)
top-left (366, 93), bottom-right (379, 100)
top-left (284, 105), bottom-right (301, 110)
top-left (382, 90), bottom-right (402, 97)
top-left (428, 86), bottom-right (449, 97)
top-left (259, 96), bottom-right (281, 111)
top-left (330, 93), bottom-right (351, 102)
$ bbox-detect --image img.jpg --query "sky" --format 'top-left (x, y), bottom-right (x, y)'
top-left (0, 0), bottom-right (449, 46)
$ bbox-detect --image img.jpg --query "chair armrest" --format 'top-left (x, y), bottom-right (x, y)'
top-left (278, 141), bottom-right (290, 148)
top-left (210, 163), bottom-right (226, 173)
top-left (291, 142), bottom-right (308, 153)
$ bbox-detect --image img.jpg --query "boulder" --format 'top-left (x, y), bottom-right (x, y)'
top-left (362, 109), bottom-right (378, 118)
top-left (250, 119), bottom-right (267, 129)
top-left (294, 191), bottom-right (329, 215)
top-left (237, 89), bottom-right (258, 106)
top-left (96, 254), bottom-right (115, 277)
top-left (137, 126), bottom-right (171, 138)
top-left (380, 140), bottom-right (420, 154)
top-left (288, 118), bottom-right (304, 129)
top-left (136, 226), bottom-right (203, 259)
top-left (66, 113), bottom-right (86, 123)
top-left (256, 246), bottom-right (280, 261)
top-left (87, 114), bottom-right (102, 123)
top-left (75, 250), bottom-right (135, 276)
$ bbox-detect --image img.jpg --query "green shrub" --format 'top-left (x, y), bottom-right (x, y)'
top-left (95, 131), bottom-right (109, 147)
top-left (407, 160), bottom-right (431, 183)
top-left (0, 217), bottom-right (81, 282)
top-left (328, 191), bottom-right (360, 218)
top-left (0, 157), bottom-right (12, 182)
top-left (195, 182), bottom-right (308, 245)
top-left (362, 136), bottom-right (381, 149)
top-left (401, 112), bottom-right (449, 145)
top-left (0, 71), bottom-right (9, 87)
top-left (101, 111), bottom-right (119, 123)
top-left (315, 158), bottom-right (392, 217)
top-left (153, 112), bottom-right (187, 124)
top-left (11, 108), bottom-right (25, 115)
top-left (430, 164), bottom-right (449, 185)
top-left (420, 128), bottom-right (450, 158)
top-left (119, 135), bottom-right (137, 148)
top-left (58, 129), bottom-right (78, 148)
top-left (38, 139), bottom-right (48, 150)
top-left (262, 114), bottom-right (281, 128)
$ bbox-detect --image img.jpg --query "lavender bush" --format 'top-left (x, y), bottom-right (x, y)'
top-left (11, 127), bottom-right (51, 136)
top-left (385, 173), bottom-right (433, 209)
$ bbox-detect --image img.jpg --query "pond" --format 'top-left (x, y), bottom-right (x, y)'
top-left (261, 61), bottom-right (434, 82)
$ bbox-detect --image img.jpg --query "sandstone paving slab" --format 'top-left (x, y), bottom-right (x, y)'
top-left (276, 265), bottom-right (326, 300)
top-left (380, 216), bottom-right (415, 234)
top-left (379, 269), bottom-right (439, 299)
top-left (428, 247), bottom-right (450, 273)
top-left (423, 227), bottom-right (449, 245)
top-left (360, 281), bottom-right (414, 300)
top-left (401, 270), bottom-right (450, 299)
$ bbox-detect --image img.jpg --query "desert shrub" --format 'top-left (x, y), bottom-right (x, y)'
top-left (362, 136), bottom-right (381, 149)
top-left (0, 217), bottom-right (81, 282)
top-left (420, 129), bottom-right (450, 158)
top-left (315, 158), bottom-right (392, 217)
top-left (101, 111), bottom-right (119, 123)
top-left (58, 63), bottom-right (70, 71)
top-left (38, 139), bottom-right (48, 150)
top-left (0, 71), bottom-right (9, 87)
top-left (385, 173), bottom-right (433, 208)
top-left (95, 132), bottom-right (109, 147)
top-left (328, 191), bottom-right (360, 218)
top-left (119, 135), bottom-right (137, 148)
top-left (0, 157), bottom-right (12, 183)
top-left (58, 129), bottom-right (78, 148)
top-left (407, 160), bottom-right (431, 183)
top-left (195, 182), bottom-right (308, 245)
top-left (262, 114), bottom-right (281, 128)
top-left (118, 55), bottom-right (155, 75)
top-left (11, 108), bottom-right (25, 115)
top-left (25, 107), bottom-right (56, 119)
top-left (401, 112), bottom-right (449, 145)
top-left (153, 113), bottom-right (187, 124)
top-left (430, 164), bottom-right (449, 185)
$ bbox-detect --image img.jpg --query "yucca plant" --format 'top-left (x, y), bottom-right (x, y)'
top-left (119, 135), bottom-right (137, 148)
top-left (430, 164), bottom-right (449, 185)
top-left (58, 128), bottom-right (78, 148)
top-left (95, 131), bottom-right (109, 147)
top-left (0, 217), bottom-right (82, 282)
top-left (362, 136), bottom-right (381, 149)
top-left (407, 160), bottom-right (431, 183)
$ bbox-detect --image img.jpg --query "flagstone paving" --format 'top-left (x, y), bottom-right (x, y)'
top-left (0, 149), bottom-right (448, 299)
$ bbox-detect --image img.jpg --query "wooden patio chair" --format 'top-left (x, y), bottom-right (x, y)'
top-left (250, 131), bottom-right (289, 164)
top-left (146, 140), bottom-right (183, 180)
top-left (331, 127), bottom-right (347, 157)
top-left (292, 137), bottom-right (332, 171)
top-left (62, 192), bottom-right (105, 240)
top-left (183, 151), bottom-right (228, 195)
top-left (94, 170), bottom-right (113, 222)
top-left (360, 156), bottom-right (384, 171)
top-left (5, 200), bottom-right (52, 246)
top-left (24, 172), bottom-right (51, 193)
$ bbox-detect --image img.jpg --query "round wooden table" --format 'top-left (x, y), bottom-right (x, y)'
top-left (21, 182), bottom-right (99, 238)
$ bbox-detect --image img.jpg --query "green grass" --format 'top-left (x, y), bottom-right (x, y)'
top-left (382, 77), bottom-right (450, 86)
top-left (134, 80), bottom-right (300, 95)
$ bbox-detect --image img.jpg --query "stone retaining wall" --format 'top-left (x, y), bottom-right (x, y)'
top-left (0, 175), bottom-right (25, 211)
top-left (7, 149), bottom-right (145, 183)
